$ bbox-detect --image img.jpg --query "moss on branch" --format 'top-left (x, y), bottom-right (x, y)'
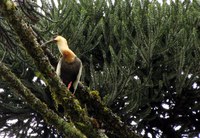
top-left (0, 62), bottom-right (86, 138)
top-left (76, 84), bottom-right (142, 138)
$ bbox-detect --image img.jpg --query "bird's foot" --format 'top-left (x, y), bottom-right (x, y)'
top-left (67, 81), bottom-right (75, 96)
top-left (67, 81), bottom-right (72, 90)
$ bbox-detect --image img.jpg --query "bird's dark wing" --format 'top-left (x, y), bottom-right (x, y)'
top-left (60, 57), bottom-right (82, 88)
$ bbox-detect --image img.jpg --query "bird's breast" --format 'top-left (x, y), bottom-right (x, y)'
top-left (56, 57), bottom-right (82, 85)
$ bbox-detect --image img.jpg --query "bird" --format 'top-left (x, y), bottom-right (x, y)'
top-left (52, 36), bottom-right (82, 95)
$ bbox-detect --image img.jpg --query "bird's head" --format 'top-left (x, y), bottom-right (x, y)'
top-left (41, 35), bottom-right (74, 58)
top-left (41, 35), bottom-right (68, 48)
top-left (53, 35), bottom-right (68, 48)
top-left (53, 35), bottom-right (69, 55)
top-left (54, 36), bottom-right (76, 62)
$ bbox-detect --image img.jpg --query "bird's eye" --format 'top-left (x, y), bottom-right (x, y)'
top-left (53, 35), bottom-right (58, 39)
top-left (53, 33), bottom-right (60, 39)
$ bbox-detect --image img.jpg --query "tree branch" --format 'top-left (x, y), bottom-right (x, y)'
top-left (76, 85), bottom-right (142, 138)
top-left (0, 62), bottom-right (86, 138)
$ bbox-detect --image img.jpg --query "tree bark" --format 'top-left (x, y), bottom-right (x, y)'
top-left (0, 62), bottom-right (86, 138)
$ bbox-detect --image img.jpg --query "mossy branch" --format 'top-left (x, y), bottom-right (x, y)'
top-left (0, 62), bottom-right (86, 138)
top-left (76, 85), bottom-right (142, 138)
top-left (0, 1), bottom-right (101, 137)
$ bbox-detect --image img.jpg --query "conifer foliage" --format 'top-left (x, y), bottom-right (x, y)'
top-left (1, 0), bottom-right (200, 137)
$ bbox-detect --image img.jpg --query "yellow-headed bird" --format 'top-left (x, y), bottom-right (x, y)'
top-left (44, 36), bottom-right (82, 94)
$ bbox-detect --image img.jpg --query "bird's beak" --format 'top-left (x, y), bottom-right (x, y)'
top-left (41, 39), bottom-right (56, 47)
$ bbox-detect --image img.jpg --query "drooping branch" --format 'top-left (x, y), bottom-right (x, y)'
top-left (0, 62), bottom-right (86, 138)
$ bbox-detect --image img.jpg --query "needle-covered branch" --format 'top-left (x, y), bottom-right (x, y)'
top-left (0, 62), bottom-right (86, 138)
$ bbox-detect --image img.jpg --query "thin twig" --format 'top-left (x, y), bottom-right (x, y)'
top-left (0, 51), bottom-right (6, 62)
